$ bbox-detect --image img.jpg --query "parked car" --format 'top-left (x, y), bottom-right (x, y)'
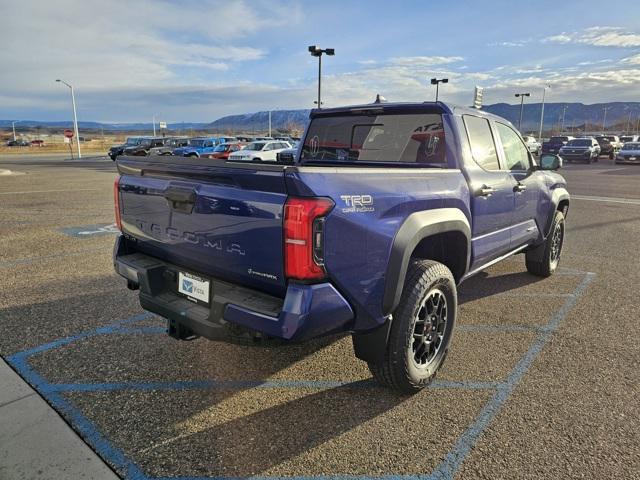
top-left (148, 137), bottom-right (189, 156)
top-left (595, 135), bottom-right (622, 159)
top-left (228, 140), bottom-right (291, 162)
top-left (6, 139), bottom-right (30, 146)
top-left (109, 136), bottom-right (147, 161)
top-left (619, 135), bottom-right (638, 144)
top-left (113, 101), bottom-right (569, 393)
top-left (522, 136), bottom-right (541, 155)
top-left (172, 137), bottom-right (219, 157)
top-left (615, 142), bottom-right (640, 164)
top-left (275, 148), bottom-right (297, 164)
top-left (542, 136), bottom-right (574, 154)
top-left (559, 138), bottom-right (601, 163)
top-left (123, 137), bottom-right (167, 156)
top-left (201, 142), bottom-right (245, 160)
top-left (30, 139), bottom-right (45, 147)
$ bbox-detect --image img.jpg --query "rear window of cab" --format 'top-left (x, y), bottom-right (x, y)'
top-left (300, 113), bottom-right (446, 166)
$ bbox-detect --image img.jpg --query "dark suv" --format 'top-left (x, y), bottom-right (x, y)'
top-left (595, 135), bottom-right (622, 159)
top-left (148, 137), bottom-right (189, 156)
top-left (542, 136), bottom-right (573, 155)
top-left (559, 137), bottom-right (600, 163)
top-left (123, 137), bottom-right (168, 156)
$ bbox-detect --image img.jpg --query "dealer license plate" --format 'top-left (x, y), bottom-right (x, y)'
top-left (178, 271), bottom-right (210, 305)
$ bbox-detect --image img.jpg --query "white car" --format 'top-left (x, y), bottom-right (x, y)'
top-left (522, 135), bottom-right (541, 155)
top-left (228, 141), bottom-right (292, 162)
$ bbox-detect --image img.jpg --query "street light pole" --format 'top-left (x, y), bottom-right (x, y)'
top-left (308, 46), bottom-right (335, 108)
top-left (268, 110), bottom-right (272, 137)
top-left (56, 79), bottom-right (81, 158)
top-left (515, 92), bottom-right (530, 131)
top-left (538, 84), bottom-right (550, 141)
top-left (430, 78), bottom-right (448, 102)
top-left (560, 105), bottom-right (568, 133)
top-left (153, 115), bottom-right (156, 136)
top-left (602, 106), bottom-right (610, 132)
top-left (12, 121), bottom-right (17, 141)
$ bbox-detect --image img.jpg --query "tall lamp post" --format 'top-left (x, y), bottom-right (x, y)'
top-left (11, 121), bottom-right (19, 141)
top-left (538, 84), bottom-right (550, 141)
top-left (430, 78), bottom-right (448, 102)
top-left (56, 79), bottom-right (81, 158)
top-left (560, 105), bottom-right (568, 133)
top-left (602, 106), bottom-right (610, 132)
top-left (515, 92), bottom-right (530, 131)
top-left (308, 45), bottom-right (334, 108)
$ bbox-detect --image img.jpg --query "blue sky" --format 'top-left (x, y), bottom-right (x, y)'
top-left (2, 0), bottom-right (640, 122)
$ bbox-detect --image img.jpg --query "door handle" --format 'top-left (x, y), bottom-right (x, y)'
top-left (476, 185), bottom-right (496, 197)
top-left (164, 186), bottom-right (196, 213)
top-left (513, 183), bottom-right (527, 193)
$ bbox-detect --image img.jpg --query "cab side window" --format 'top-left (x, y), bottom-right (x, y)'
top-left (463, 115), bottom-right (500, 170)
top-left (495, 123), bottom-right (531, 171)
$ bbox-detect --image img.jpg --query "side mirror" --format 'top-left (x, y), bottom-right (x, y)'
top-left (539, 154), bottom-right (562, 171)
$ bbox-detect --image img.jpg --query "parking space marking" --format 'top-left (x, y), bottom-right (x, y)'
top-left (430, 271), bottom-right (595, 480)
top-left (572, 194), bottom-right (640, 206)
top-left (5, 271), bottom-right (595, 480)
top-left (60, 223), bottom-right (119, 237)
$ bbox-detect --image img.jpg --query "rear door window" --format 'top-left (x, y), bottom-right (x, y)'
top-left (301, 113), bottom-right (446, 165)
top-left (495, 123), bottom-right (531, 171)
top-left (463, 115), bottom-right (500, 170)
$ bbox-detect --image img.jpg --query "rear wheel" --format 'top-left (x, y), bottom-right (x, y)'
top-left (526, 210), bottom-right (565, 277)
top-left (368, 260), bottom-right (456, 394)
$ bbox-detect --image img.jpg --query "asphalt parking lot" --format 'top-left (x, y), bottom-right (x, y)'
top-left (1, 154), bottom-right (639, 479)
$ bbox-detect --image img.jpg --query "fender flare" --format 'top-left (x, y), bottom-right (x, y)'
top-left (544, 187), bottom-right (570, 237)
top-left (382, 208), bottom-right (471, 316)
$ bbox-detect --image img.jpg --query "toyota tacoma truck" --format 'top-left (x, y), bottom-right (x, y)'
top-left (113, 102), bottom-right (569, 394)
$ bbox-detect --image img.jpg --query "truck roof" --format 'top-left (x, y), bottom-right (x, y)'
top-left (310, 101), bottom-right (512, 125)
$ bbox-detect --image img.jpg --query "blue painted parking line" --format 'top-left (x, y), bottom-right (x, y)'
top-left (429, 272), bottom-right (595, 480)
top-left (4, 271), bottom-right (594, 480)
top-left (60, 223), bottom-right (119, 238)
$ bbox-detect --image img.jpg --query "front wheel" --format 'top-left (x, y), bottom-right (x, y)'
top-left (368, 260), bottom-right (456, 394)
top-left (525, 210), bottom-right (565, 277)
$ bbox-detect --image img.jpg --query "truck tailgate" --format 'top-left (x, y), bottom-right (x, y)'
top-left (116, 157), bottom-right (288, 296)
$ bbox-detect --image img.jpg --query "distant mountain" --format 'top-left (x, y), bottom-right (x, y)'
top-left (0, 120), bottom-right (209, 131)
top-left (207, 110), bottom-right (311, 132)
top-left (483, 102), bottom-right (640, 132)
top-left (209, 102), bottom-right (640, 134)
top-left (3, 102), bottom-right (639, 134)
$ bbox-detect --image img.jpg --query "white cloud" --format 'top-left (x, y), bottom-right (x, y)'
top-left (621, 54), bottom-right (640, 65)
top-left (389, 56), bottom-right (464, 67)
top-left (544, 26), bottom-right (640, 48)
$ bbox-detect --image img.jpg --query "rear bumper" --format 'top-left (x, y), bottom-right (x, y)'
top-left (113, 236), bottom-right (354, 342)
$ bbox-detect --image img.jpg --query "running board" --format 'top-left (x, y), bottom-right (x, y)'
top-left (460, 244), bottom-right (529, 282)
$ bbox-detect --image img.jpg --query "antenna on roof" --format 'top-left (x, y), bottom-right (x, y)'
top-left (373, 94), bottom-right (387, 104)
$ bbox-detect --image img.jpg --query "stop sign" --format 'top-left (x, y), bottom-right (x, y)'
top-left (64, 129), bottom-right (74, 139)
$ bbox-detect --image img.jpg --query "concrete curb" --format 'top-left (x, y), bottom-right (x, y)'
top-left (0, 357), bottom-right (119, 479)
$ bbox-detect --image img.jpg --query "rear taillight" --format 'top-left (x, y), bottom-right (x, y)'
top-left (114, 176), bottom-right (122, 231)
top-left (284, 197), bottom-right (334, 280)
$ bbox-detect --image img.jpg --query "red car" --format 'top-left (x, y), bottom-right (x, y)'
top-left (201, 142), bottom-right (244, 160)
top-left (30, 140), bottom-right (45, 147)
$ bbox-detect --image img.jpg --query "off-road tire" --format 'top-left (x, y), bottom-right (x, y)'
top-left (525, 210), bottom-right (565, 277)
top-left (368, 260), bottom-right (456, 394)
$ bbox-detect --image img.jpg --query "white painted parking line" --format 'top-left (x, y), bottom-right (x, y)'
top-left (572, 194), bottom-right (640, 205)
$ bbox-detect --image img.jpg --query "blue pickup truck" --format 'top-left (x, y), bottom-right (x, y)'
top-left (113, 102), bottom-right (569, 393)
top-left (172, 137), bottom-right (234, 157)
